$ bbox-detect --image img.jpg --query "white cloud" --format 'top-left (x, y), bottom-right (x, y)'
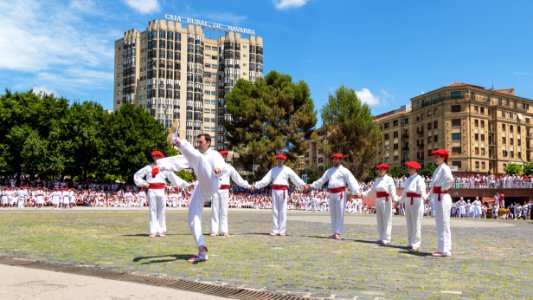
top-left (0, 0), bottom-right (115, 100)
top-left (274, 0), bottom-right (309, 10)
top-left (356, 88), bottom-right (380, 106)
top-left (32, 86), bottom-right (58, 96)
top-left (513, 71), bottom-right (530, 76)
top-left (123, 0), bottom-right (159, 14)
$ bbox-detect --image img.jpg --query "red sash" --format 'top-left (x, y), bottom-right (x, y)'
top-left (272, 185), bottom-right (288, 200)
top-left (148, 183), bottom-right (165, 189)
top-left (406, 192), bottom-right (421, 205)
top-left (219, 185), bottom-right (230, 190)
top-left (432, 187), bottom-right (448, 202)
top-left (376, 191), bottom-right (390, 202)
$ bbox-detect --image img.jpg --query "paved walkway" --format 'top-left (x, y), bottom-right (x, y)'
top-left (0, 264), bottom-right (228, 300)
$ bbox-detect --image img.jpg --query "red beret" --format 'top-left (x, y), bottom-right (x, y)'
top-left (151, 150), bottom-right (165, 158)
top-left (375, 163), bottom-right (390, 170)
top-left (431, 149), bottom-right (449, 159)
top-left (404, 161), bottom-right (422, 170)
top-left (275, 154), bottom-right (287, 160)
top-left (219, 150), bottom-right (229, 156)
top-left (330, 153), bottom-right (344, 159)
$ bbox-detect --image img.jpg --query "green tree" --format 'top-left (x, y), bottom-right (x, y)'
top-left (504, 163), bottom-right (522, 175)
top-left (523, 162), bottom-right (533, 176)
top-left (225, 71), bottom-right (317, 180)
top-left (102, 104), bottom-right (175, 182)
top-left (320, 85), bottom-right (381, 179)
top-left (418, 163), bottom-right (436, 177)
top-left (388, 165), bottom-right (409, 178)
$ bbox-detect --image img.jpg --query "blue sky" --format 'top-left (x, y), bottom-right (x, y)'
top-left (1, 0), bottom-right (532, 120)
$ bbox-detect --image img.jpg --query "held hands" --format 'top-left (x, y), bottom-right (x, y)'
top-left (249, 185), bottom-right (255, 192)
top-left (213, 167), bottom-right (221, 174)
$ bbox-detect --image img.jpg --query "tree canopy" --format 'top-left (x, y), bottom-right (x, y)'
top-left (224, 71), bottom-right (317, 180)
top-left (0, 90), bottom-right (175, 183)
top-left (319, 85), bottom-right (382, 179)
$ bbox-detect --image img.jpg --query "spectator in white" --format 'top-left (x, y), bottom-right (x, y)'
top-left (137, 188), bottom-right (146, 207)
top-left (308, 153), bottom-right (360, 240)
top-left (428, 149), bottom-right (454, 257)
top-left (400, 161), bottom-right (427, 251)
top-left (210, 150), bottom-right (251, 237)
top-left (134, 150), bottom-right (188, 238)
top-left (472, 197), bottom-right (482, 218)
top-left (17, 186), bottom-right (28, 209)
top-left (158, 127), bottom-right (226, 263)
top-left (123, 189), bottom-right (134, 207)
top-left (362, 163), bottom-right (398, 245)
top-left (252, 154), bottom-right (306, 237)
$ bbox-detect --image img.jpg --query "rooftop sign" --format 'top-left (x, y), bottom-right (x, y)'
top-left (164, 14), bottom-right (256, 35)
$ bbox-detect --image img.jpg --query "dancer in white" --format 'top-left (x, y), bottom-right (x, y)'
top-left (252, 154), bottom-right (306, 236)
top-left (308, 153), bottom-right (360, 240)
top-left (400, 161), bottom-right (427, 251)
top-left (429, 149), bottom-right (454, 257)
top-left (134, 150), bottom-right (188, 238)
top-left (362, 163), bottom-right (398, 245)
top-left (210, 150), bottom-right (251, 237)
top-left (157, 125), bottom-right (225, 263)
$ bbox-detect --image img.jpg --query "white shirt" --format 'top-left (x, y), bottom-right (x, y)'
top-left (429, 163), bottom-right (454, 192)
top-left (254, 165), bottom-right (306, 189)
top-left (134, 164), bottom-right (188, 189)
top-left (220, 163), bottom-right (251, 188)
top-left (400, 173), bottom-right (427, 203)
top-left (311, 165), bottom-right (360, 193)
top-left (362, 174), bottom-right (398, 201)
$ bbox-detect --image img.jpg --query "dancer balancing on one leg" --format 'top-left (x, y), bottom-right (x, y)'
top-left (157, 121), bottom-right (226, 263)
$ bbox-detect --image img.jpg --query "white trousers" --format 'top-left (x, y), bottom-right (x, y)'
top-left (405, 198), bottom-right (424, 248)
top-left (328, 192), bottom-right (346, 234)
top-left (375, 198), bottom-right (393, 243)
top-left (211, 189), bottom-right (229, 234)
top-left (147, 189), bottom-right (166, 234)
top-left (271, 189), bottom-right (287, 234)
top-left (17, 199), bottom-right (24, 209)
top-left (158, 139), bottom-right (220, 247)
top-left (434, 195), bottom-right (452, 254)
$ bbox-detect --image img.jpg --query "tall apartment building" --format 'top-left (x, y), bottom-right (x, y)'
top-left (114, 19), bottom-right (263, 149)
top-left (374, 83), bottom-right (533, 175)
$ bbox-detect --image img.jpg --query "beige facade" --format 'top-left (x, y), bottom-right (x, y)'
top-left (375, 83), bottom-right (533, 174)
top-left (114, 19), bottom-right (263, 149)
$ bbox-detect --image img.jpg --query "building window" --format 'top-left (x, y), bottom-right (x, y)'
top-left (384, 133), bottom-right (389, 140)
top-left (502, 137), bottom-right (506, 144)
top-left (384, 122), bottom-right (389, 129)
top-left (434, 135), bottom-right (438, 142)
top-left (502, 124), bottom-right (506, 130)
top-left (475, 161), bottom-right (480, 169)
top-left (481, 134), bottom-right (485, 142)
top-left (393, 120), bottom-right (399, 126)
top-left (452, 119), bottom-right (461, 126)
top-left (474, 119), bottom-right (479, 127)
top-left (475, 133), bottom-right (479, 141)
top-left (393, 131), bottom-right (399, 138)
top-left (452, 133), bottom-right (461, 140)
top-left (502, 150), bottom-right (508, 157)
top-left (427, 123), bottom-right (432, 130)
top-left (481, 161), bottom-right (486, 169)
top-left (480, 107), bottom-right (484, 114)
top-left (393, 156), bottom-right (399, 161)
top-left (452, 147), bottom-right (461, 154)
top-left (434, 120), bottom-right (438, 129)
top-left (475, 147), bottom-right (479, 155)
top-left (452, 161), bottom-right (462, 168)
top-left (451, 91), bottom-right (461, 99)
top-left (451, 105), bottom-right (461, 112)
top-left (428, 136), bottom-right (432, 143)
top-left (404, 118), bottom-right (409, 124)
top-left (481, 148), bottom-right (486, 155)
top-left (474, 106), bottom-right (479, 113)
